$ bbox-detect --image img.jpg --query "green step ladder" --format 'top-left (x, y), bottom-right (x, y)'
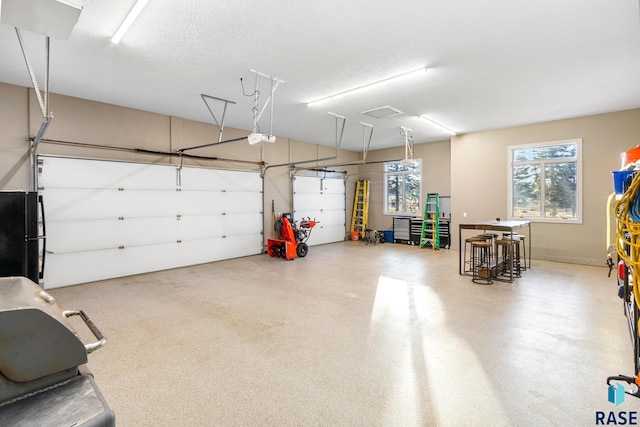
top-left (420, 193), bottom-right (440, 249)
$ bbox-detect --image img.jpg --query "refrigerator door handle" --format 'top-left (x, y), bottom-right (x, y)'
top-left (38, 194), bottom-right (46, 280)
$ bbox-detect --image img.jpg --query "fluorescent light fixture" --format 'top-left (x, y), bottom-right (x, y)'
top-left (111, 0), bottom-right (149, 44)
top-left (419, 115), bottom-right (457, 135)
top-left (307, 66), bottom-right (427, 107)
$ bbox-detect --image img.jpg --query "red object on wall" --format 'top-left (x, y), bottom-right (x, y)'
top-left (623, 145), bottom-right (640, 167)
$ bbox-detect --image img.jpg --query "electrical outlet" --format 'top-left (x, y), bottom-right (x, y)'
top-left (463, 212), bottom-right (467, 217)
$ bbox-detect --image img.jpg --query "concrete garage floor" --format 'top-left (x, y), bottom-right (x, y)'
top-left (50, 242), bottom-right (634, 426)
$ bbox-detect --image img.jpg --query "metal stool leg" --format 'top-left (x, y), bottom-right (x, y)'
top-left (464, 236), bottom-right (485, 275)
top-left (471, 241), bottom-right (493, 285)
top-left (495, 239), bottom-right (519, 282)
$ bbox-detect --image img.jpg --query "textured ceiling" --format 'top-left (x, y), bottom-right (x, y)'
top-left (1, 0), bottom-right (640, 151)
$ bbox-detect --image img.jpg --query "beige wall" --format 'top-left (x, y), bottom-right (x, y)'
top-left (358, 139), bottom-right (452, 232)
top-left (451, 109), bottom-right (640, 265)
top-left (0, 83), bottom-right (30, 189)
top-left (4, 81), bottom-right (640, 265)
top-left (0, 82), bottom-right (358, 248)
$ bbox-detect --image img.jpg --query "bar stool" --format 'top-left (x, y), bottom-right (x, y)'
top-left (515, 234), bottom-right (527, 270)
top-left (503, 232), bottom-right (526, 271)
top-left (463, 236), bottom-right (487, 275)
top-left (495, 238), bottom-right (521, 281)
top-left (471, 240), bottom-right (493, 284)
top-left (479, 232), bottom-right (499, 257)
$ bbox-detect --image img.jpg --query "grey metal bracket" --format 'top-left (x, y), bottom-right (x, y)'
top-left (400, 126), bottom-right (415, 165)
top-left (359, 121), bottom-right (374, 162)
top-left (250, 69), bottom-right (284, 136)
top-left (327, 112), bottom-right (346, 151)
top-left (177, 95), bottom-right (240, 155)
top-left (16, 28), bottom-right (53, 147)
top-left (201, 94), bottom-right (236, 143)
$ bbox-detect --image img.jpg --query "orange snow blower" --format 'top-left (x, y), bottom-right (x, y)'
top-left (267, 213), bottom-right (318, 260)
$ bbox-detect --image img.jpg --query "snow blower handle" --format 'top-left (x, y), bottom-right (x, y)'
top-left (299, 217), bottom-right (318, 229)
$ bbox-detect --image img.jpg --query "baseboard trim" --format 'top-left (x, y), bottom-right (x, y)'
top-left (534, 255), bottom-right (607, 267)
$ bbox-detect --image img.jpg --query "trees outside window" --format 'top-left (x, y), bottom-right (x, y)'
top-left (509, 140), bottom-right (581, 222)
top-left (384, 160), bottom-right (422, 215)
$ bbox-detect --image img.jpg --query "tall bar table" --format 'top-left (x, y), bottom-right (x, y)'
top-left (459, 220), bottom-right (531, 281)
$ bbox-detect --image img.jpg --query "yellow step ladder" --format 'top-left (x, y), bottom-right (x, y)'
top-left (350, 180), bottom-right (369, 239)
top-left (420, 193), bottom-right (440, 249)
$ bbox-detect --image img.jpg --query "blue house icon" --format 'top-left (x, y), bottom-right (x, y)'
top-left (608, 382), bottom-right (625, 406)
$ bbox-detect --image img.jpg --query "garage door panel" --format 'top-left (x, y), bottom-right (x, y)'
top-left (44, 242), bottom-right (181, 289)
top-left (224, 192), bottom-right (262, 214)
top-left (44, 188), bottom-right (122, 219)
top-left (119, 190), bottom-right (179, 217)
top-left (174, 235), bottom-right (262, 265)
top-left (178, 216), bottom-right (225, 240)
top-left (321, 194), bottom-right (345, 210)
top-left (39, 156), bottom-right (263, 289)
top-left (306, 225), bottom-right (346, 246)
top-left (181, 168), bottom-right (261, 192)
top-left (294, 194), bottom-right (343, 211)
top-left (293, 177), bottom-right (345, 247)
top-left (43, 188), bottom-right (180, 219)
top-left (321, 179), bottom-right (345, 194)
top-left (176, 213), bottom-right (262, 239)
top-left (296, 209), bottom-right (344, 227)
top-left (224, 213), bottom-right (263, 235)
top-left (293, 177), bottom-right (323, 193)
top-left (47, 217), bottom-right (179, 253)
top-left (178, 191), bottom-right (225, 215)
top-left (40, 157), bottom-right (178, 189)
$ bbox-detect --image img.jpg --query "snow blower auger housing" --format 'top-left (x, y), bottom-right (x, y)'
top-left (267, 213), bottom-right (318, 260)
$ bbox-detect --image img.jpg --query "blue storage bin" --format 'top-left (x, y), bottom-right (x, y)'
top-left (612, 170), bottom-right (635, 195)
top-left (383, 230), bottom-right (393, 243)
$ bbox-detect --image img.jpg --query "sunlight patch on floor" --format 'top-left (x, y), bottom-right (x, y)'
top-left (370, 275), bottom-right (510, 426)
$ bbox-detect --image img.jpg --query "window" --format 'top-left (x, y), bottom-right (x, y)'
top-left (508, 139), bottom-right (581, 223)
top-left (384, 159), bottom-right (422, 215)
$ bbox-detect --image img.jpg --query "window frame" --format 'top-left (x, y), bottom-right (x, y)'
top-left (507, 139), bottom-right (582, 224)
top-left (383, 159), bottom-right (422, 216)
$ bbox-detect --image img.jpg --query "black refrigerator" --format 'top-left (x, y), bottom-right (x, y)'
top-left (0, 191), bottom-right (44, 284)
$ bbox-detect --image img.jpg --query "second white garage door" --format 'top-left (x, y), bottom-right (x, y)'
top-left (292, 176), bottom-right (346, 246)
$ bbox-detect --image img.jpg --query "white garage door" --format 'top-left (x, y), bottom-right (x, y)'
top-left (293, 176), bottom-right (345, 246)
top-left (39, 156), bottom-right (263, 289)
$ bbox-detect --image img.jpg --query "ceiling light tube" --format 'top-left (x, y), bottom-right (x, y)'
top-left (307, 66), bottom-right (427, 107)
top-left (111, 0), bottom-right (149, 44)
top-left (419, 115), bottom-right (457, 135)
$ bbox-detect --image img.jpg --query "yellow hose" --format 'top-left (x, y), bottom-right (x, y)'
top-left (607, 192), bottom-right (615, 258)
top-left (614, 174), bottom-right (640, 314)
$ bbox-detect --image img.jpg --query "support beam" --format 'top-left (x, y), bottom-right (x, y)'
top-left (359, 121), bottom-right (374, 162)
top-left (400, 126), bottom-right (414, 165)
top-left (176, 137), bottom-right (247, 154)
top-left (201, 94), bottom-right (236, 143)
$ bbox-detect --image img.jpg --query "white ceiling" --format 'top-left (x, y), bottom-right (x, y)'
top-left (1, 0), bottom-right (640, 151)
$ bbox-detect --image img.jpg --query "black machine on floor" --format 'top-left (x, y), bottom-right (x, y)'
top-left (0, 276), bottom-right (114, 425)
top-left (0, 191), bottom-right (44, 284)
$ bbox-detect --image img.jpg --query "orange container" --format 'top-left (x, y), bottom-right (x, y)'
top-left (622, 145), bottom-right (640, 167)
top-left (350, 231), bottom-right (360, 241)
